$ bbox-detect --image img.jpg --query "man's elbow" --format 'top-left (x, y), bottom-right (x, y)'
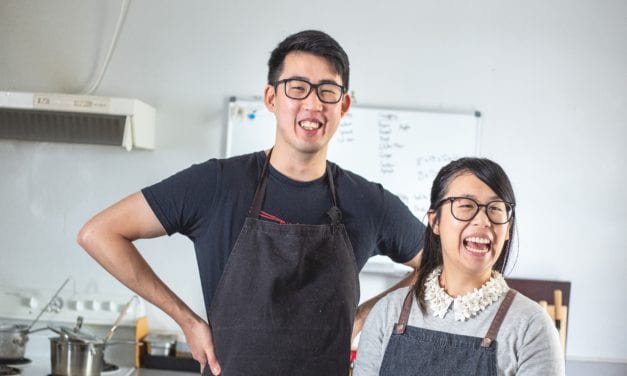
top-left (404, 249), bottom-right (423, 269)
top-left (77, 220), bottom-right (100, 253)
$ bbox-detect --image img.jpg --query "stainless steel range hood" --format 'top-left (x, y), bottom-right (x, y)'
top-left (0, 91), bottom-right (156, 151)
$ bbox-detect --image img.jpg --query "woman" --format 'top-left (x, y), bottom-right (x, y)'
top-left (353, 158), bottom-right (565, 375)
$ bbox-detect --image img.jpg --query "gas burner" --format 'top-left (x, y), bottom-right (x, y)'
top-left (0, 359), bottom-right (30, 366)
top-left (102, 361), bottom-right (119, 374)
top-left (0, 364), bottom-right (20, 376)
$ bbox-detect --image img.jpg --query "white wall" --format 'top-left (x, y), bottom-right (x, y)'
top-left (1, 0), bottom-right (625, 362)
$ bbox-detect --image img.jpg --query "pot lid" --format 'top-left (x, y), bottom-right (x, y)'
top-left (47, 323), bottom-right (102, 344)
top-left (59, 326), bottom-right (102, 343)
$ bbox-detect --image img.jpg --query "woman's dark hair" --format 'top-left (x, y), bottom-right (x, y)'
top-left (267, 30), bottom-right (350, 90)
top-left (414, 157), bottom-right (517, 313)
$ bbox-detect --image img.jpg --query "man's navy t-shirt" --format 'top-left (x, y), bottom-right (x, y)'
top-left (142, 151), bottom-right (425, 312)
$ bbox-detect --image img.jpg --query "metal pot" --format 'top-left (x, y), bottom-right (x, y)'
top-left (48, 310), bottom-right (140, 376)
top-left (0, 278), bottom-right (70, 360)
top-left (0, 324), bottom-right (29, 359)
top-left (50, 336), bottom-right (104, 376)
top-left (143, 333), bottom-right (177, 356)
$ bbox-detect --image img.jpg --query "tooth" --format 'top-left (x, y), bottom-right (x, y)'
top-left (466, 236), bottom-right (490, 244)
top-left (300, 121), bottom-right (320, 130)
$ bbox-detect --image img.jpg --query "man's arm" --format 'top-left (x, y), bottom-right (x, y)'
top-left (77, 192), bottom-right (221, 375)
top-left (351, 250), bottom-right (422, 342)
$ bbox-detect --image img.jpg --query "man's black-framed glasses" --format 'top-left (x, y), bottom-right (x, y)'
top-left (274, 78), bottom-right (346, 104)
top-left (435, 197), bottom-right (515, 225)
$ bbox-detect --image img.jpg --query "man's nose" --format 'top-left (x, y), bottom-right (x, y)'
top-left (302, 88), bottom-right (323, 111)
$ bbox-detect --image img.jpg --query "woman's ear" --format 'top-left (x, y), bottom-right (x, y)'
top-left (428, 210), bottom-right (440, 235)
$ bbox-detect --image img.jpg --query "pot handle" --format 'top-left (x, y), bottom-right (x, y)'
top-left (104, 296), bottom-right (138, 343)
top-left (28, 326), bottom-right (52, 334)
top-left (12, 335), bottom-right (29, 346)
top-left (47, 326), bottom-right (70, 340)
top-left (106, 340), bottom-right (144, 346)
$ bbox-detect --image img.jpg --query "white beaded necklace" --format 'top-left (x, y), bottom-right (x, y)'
top-left (424, 266), bottom-right (509, 321)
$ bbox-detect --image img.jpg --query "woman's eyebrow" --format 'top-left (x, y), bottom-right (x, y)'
top-left (457, 193), bottom-right (502, 201)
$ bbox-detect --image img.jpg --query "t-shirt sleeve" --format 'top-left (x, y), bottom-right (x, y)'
top-left (141, 160), bottom-right (219, 238)
top-left (376, 188), bottom-right (425, 263)
top-left (516, 306), bottom-right (566, 375)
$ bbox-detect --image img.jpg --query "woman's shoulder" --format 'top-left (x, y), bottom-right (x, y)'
top-left (510, 290), bottom-right (551, 317)
top-left (500, 290), bottom-right (566, 374)
top-left (369, 286), bottom-right (414, 321)
top-left (505, 290), bottom-right (558, 333)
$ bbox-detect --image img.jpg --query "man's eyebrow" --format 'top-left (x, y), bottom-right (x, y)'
top-left (282, 76), bottom-right (341, 86)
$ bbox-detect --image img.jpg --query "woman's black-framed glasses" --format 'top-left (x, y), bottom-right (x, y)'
top-left (273, 78), bottom-right (346, 104)
top-left (435, 197), bottom-right (515, 225)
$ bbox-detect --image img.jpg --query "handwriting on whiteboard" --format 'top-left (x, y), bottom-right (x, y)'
top-left (228, 100), bottom-right (479, 222)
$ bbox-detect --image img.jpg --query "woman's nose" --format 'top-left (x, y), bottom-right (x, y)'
top-left (472, 206), bottom-right (492, 226)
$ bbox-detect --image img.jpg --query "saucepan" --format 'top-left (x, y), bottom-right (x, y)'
top-left (49, 331), bottom-right (105, 376)
top-left (0, 324), bottom-right (49, 359)
top-left (0, 278), bottom-right (70, 360)
top-left (48, 296), bottom-right (139, 376)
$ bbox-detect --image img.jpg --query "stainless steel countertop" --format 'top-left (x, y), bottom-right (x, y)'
top-left (132, 368), bottom-right (197, 376)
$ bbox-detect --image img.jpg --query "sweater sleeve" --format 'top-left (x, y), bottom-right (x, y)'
top-left (515, 308), bottom-right (566, 375)
top-left (353, 291), bottom-right (402, 376)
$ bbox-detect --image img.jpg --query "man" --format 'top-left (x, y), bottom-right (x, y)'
top-left (78, 30), bottom-right (424, 376)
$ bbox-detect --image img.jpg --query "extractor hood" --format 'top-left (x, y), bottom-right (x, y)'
top-left (0, 91), bottom-right (156, 151)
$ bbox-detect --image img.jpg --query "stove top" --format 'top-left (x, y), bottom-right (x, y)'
top-left (0, 365), bottom-right (20, 376)
top-left (1, 333), bottom-right (135, 376)
top-left (1, 288), bottom-right (140, 376)
top-left (0, 360), bottom-right (30, 367)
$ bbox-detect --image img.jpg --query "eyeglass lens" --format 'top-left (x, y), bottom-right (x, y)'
top-left (283, 79), bottom-right (343, 103)
top-left (451, 198), bottom-right (512, 224)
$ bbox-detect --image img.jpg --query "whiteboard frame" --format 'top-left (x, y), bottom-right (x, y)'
top-left (225, 96), bottom-right (482, 158)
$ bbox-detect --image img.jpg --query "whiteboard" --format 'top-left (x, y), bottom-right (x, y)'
top-left (226, 98), bottom-right (480, 223)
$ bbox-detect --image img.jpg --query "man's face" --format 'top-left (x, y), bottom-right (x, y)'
top-left (264, 51), bottom-right (351, 158)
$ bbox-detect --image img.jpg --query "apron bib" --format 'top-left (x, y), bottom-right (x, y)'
top-left (209, 151), bottom-right (360, 376)
top-left (379, 288), bottom-right (518, 376)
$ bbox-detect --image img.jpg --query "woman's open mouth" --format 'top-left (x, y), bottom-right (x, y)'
top-left (463, 236), bottom-right (491, 255)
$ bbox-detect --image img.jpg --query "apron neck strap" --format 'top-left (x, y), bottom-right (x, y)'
top-left (248, 150), bottom-right (341, 225)
top-left (325, 164), bottom-right (342, 226)
top-left (249, 149), bottom-right (273, 219)
top-left (393, 287), bottom-right (518, 342)
top-left (481, 289), bottom-right (517, 347)
top-left (393, 288), bottom-right (416, 335)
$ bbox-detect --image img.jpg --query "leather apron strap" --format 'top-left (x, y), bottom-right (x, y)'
top-left (480, 289), bottom-right (518, 347)
top-left (394, 288), bottom-right (415, 334)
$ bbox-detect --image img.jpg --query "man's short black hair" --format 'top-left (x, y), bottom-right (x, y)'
top-left (267, 30), bottom-right (350, 90)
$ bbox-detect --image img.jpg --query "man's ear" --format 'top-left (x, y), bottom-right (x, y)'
top-left (340, 92), bottom-right (351, 118)
top-left (264, 84), bottom-right (276, 112)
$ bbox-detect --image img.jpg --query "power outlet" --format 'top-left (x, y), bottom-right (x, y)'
top-left (0, 285), bottom-right (145, 326)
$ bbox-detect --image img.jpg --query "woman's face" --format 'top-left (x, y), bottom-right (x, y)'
top-left (430, 172), bottom-right (511, 281)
